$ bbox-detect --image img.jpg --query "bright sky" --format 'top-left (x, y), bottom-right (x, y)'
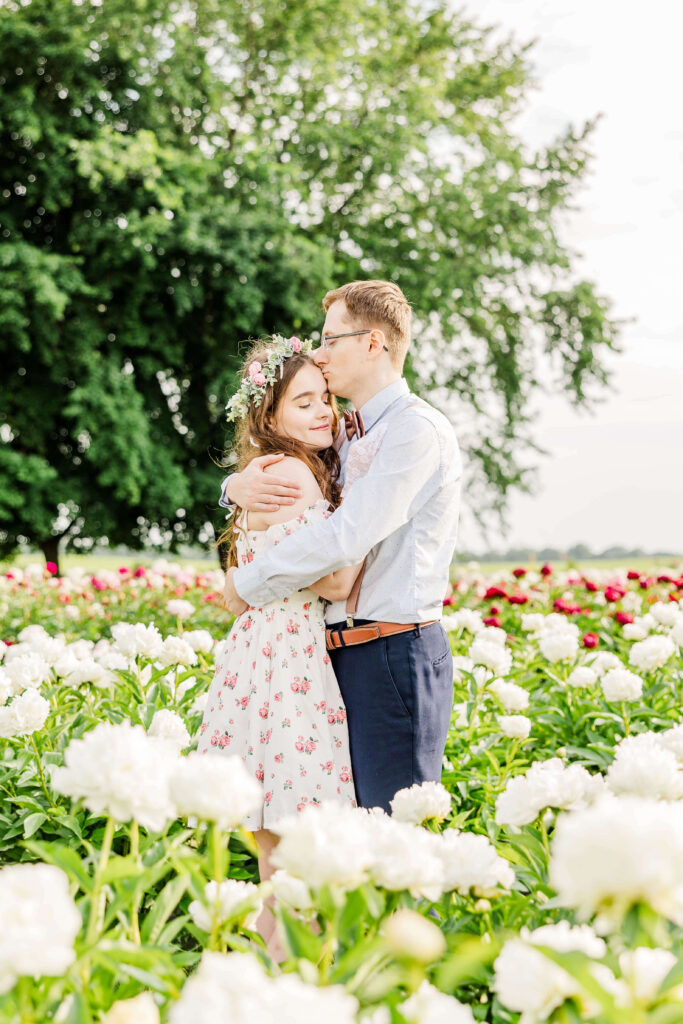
top-left (456, 0), bottom-right (683, 554)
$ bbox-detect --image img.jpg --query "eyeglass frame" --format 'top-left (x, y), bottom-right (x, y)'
top-left (319, 329), bottom-right (389, 352)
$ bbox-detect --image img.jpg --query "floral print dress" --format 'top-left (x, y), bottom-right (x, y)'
top-left (197, 499), bottom-right (356, 829)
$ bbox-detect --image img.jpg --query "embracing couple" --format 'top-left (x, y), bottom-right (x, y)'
top-left (197, 279), bottom-right (461, 946)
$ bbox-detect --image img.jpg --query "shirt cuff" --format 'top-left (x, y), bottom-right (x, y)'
top-left (233, 561), bottom-right (279, 607)
top-left (218, 474), bottom-right (235, 510)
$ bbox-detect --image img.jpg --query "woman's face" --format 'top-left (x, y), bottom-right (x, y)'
top-left (272, 362), bottom-right (334, 448)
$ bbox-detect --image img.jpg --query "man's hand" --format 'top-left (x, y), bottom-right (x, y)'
top-left (226, 453), bottom-right (303, 512)
top-left (224, 567), bottom-right (248, 617)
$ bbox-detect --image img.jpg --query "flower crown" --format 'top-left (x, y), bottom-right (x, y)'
top-left (225, 334), bottom-right (313, 422)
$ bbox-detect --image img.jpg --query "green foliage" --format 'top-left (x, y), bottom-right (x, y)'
top-left (0, 0), bottom-right (620, 564)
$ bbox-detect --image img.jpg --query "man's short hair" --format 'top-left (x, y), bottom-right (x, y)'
top-left (322, 280), bottom-right (412, 369)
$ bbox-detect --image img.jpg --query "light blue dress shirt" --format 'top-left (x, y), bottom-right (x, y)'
top-left (226, 379), bottom-right (462, 624)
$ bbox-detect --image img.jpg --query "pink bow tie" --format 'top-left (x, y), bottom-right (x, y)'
top-left (343, 409), bottom-right (366, 441)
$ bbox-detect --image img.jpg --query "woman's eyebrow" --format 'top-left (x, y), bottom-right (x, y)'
top-left (291, 390), bottom-right (314, 401)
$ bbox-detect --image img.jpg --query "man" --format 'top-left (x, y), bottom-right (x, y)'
top-left (221, 280), bottom-right (461, 812)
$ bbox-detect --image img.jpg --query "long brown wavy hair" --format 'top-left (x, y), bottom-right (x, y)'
top-left (217, 340), bottom-right (342, 568)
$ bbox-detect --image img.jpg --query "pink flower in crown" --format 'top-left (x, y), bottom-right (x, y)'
top-left (248, 360), bottom-right (262, 379)
top-left (253, 372), bottom-right (266, 386)
top-left (290, 337), bottom-right (302, 352)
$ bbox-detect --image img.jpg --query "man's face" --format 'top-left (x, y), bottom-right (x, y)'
top-left (312, 300), bottom-right (365, 400)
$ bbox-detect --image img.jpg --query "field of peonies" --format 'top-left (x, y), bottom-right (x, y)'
top-left (1, 557), bottom-right (683, 1024)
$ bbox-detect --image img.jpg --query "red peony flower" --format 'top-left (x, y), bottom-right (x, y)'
top-left (554, 598), bottom-right (581, 615)
top-left (584, 580), bottom-right (598, 592)
top-left (540, 564), bottom-right (553, 576)
top-left (582, 632), bottom-right (599, 649)
top-left (615, 611), bottom-right (634, 625)
top-left (508, 594), bottom-right (529, 605)
top-left (627, 570), bottom-right (641, 580)
top-left (604, 585), bottom-right (626, 602)
top-left (46, 562), bottom-right (58, 575)
top-left (484, 586), bottom-right (507, 600)
top-left (483, 616), bottom-right (502, 628)
top-left (512, 567), bottom-right (527, 578)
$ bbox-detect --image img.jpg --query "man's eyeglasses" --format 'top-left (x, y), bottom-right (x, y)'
top-left (320, 329), bottom-right (389, 351)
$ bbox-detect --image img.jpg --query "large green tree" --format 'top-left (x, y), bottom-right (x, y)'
top-left (0, 0), bottom-right (619, 569)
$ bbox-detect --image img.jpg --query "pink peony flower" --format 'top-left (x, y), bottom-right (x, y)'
top-left (248, 360), bottom-right (262, 378)
top-left (253, 372), bottom-right (266, 386)
top-left (46, 562), bottom-right (58, 575)
top-left (290, 336), bottom-right (302, 352)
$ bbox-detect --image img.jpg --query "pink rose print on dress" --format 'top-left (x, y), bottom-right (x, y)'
top-left (260, 729), bottom-right (272, 744)
top-left (300, 679), bottom-right (311, 694)
top-left (336, 709), bottom-right (346, 723)
top-left (258, 702), bottom-right (269, 719)
top-left (264, 791), bottom-right (272, 805)
top-left (339, 766), bottom-right (352, 783)
top-left (295, 736), bottom-right (304, 752)
top-left (286, 620), bottom-right (300, 635)
top-left (323, 654), bottom-right (331, 666)
top-left (237, 696), bottom-right (250, 709)
top-left (305, 738), bottom-right (317, 754)
top-left (304, 645), bottom-right (314, 658)
top-left (262, 642), bottom-right (272, 659)
top-left (255, 763), bottom-right (265, 781)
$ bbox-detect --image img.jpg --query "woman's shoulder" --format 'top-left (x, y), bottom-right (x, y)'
top-left (263, 455), bottom-right (318, 487)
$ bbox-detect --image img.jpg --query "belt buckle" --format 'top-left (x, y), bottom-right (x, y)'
top-left (346, 615), bottom-right (354, 628)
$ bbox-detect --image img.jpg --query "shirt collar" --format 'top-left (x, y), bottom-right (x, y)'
top-left (358, 378), bottom-right (409, 433)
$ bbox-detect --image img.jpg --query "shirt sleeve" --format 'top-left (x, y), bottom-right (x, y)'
top-left (218, 475), bottom-right (234, 510)
top-left (233, 414), bottom-right (452, 605)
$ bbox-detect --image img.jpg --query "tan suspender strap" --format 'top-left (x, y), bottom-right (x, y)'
top-left (345, 558), bottom-right (367, 618)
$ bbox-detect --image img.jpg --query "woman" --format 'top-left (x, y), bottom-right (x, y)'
top-left (197, 335), bottom-right (361, 957)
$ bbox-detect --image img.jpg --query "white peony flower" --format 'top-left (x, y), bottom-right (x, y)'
top-left (100, 993), bottom-right (160, 1024)
top-left (390, 781), bottom-right (451, 825)
top-left (606, 733), bottom-right (683, 800)
top-left (521, 613), bottom-right (547, 633)
top-left (384, 909), bottom-right (446, 963)
top-left (148, 709), bottom-right (191, 751)
top-left (496, 759), bottom-right (603, 827)
top-left (488, 678), bottom-right (529, 711)
top-left (493, 922), bottom-right (606, 1023)
top-left (365, 815), bottom-right (445, 901)
top-left (168, 950), bottom-right (358, 1024)
top-left (539, 632), bottom-right (578, 663)
top-left (443, 608), bottom-right (484, 634)
top-left (650, 602), bottom-right (679, 628)
top-left (111, 622), bottom-right (163, 660)
top-left (435, 830), bottom-right (514, 894)
top-left (629, 635), bottom-right (676, 672)
top-left (618, 947), bottom-right (678, 1004)
top-left (468, 635), bottom-right (512, 676)
top-left (273, 803), bottom-right (373, 891)
top-left (600, 667), bottom-right (643, 703)
top-left (270, 870), bottom-right (314, 912)
top-left (0, 864), bottom-right (81, 994)
top-left (3, 653), bottom-right (51, 695)
top-left (189, 879), bottom-right (262, 932)
top-left (170, 751), bottom-right (261, 830)
top-left (189, 691), bottom-right (209, 715)
top-left (451, 655), bottom-right (475, 681)
top-left (0, 668), bottom-right (11, 706)
top-left (670, 616), bottom-right (683, 648)
top-left (64, 659), bottom-right (114, 689)
top-left (50, 722), bottom-right (178, 832)
top-left (549, 796), bottom-right (683, 927)
top-left (566, 666), bottom-right (598, 689)
top-left (400, 980), bottom-right (475, 1024)
top-left (182, 630), bottom-right (214, 653)
top-left (158, 636), bottom-right (198, 668)
top-left (498, 714), bottom-right (531, 739)
top-left (167, 599), bottom-right (195, 621)
top-left (656, 725), bottom-right (683, 764)
top-left (0, 689), bottom-right (50, 738)
top-left (587, 651), bottom-right (623, 677)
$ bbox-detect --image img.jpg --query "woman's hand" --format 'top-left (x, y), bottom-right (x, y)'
top-left (223, 567), bottom-right (249, 616)
top-left (227, 454), bottom-right (303, 511)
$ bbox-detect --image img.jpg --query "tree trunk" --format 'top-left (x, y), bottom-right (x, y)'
top-left (39, 537), bottom-right (61, 575)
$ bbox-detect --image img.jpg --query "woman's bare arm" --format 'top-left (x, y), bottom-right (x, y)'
top-left (308, 561), bottom-right (364, 602)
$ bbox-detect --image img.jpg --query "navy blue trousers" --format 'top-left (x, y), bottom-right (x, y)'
top-left (328, 620), bottom-right (453, 813)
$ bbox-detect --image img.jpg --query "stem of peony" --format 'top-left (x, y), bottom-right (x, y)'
top-left (621, 701), bottom-right (631, 736)
top-left (538, 813), bottom-right (551, 867)
top-left (210, 821), bottom-right (228, 882)
top-left (129, 820), bottom-right (141, 944)
top-left (30, 734), bottom-right (56, 809)
top-left (499, 739), bottom-right (520, 784)
top-left (86, 815), bottom-right (116, 946)
top-left (17, 976), bottom-right (34, 1024)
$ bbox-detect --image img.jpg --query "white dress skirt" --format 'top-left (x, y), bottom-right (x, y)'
top-left (197, 499), bottom-right (356, 829)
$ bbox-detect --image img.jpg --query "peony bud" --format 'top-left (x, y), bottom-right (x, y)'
top-left (384, 909), bottom-right (446, 963)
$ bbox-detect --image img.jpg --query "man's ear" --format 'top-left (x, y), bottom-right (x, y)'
top-left (367, 328), bottom-right (387, 359)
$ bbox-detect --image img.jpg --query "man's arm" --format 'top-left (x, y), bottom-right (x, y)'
top-left (219, 454), bottom-right (303, 512)
top-left (231, 416), bottom-right (452, 608)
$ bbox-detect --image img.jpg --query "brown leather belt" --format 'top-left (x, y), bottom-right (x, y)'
top-left (326, 620), bottom-right (438, 651)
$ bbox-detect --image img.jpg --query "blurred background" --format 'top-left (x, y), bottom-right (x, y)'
top-left (1, 0), bottom-right (680, 574)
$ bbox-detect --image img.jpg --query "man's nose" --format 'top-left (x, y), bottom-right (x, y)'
top-left (312, 347), bottom-right (327, 366)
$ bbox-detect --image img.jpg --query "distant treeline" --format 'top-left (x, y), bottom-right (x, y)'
top-left (458, 544), bottom-right (682, 563)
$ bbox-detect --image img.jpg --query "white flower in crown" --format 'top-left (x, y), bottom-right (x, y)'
top-left (225, 335), bottom-right (312, 422)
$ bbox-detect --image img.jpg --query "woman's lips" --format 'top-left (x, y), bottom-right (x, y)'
top-left (311, 424), bottom-right (331, 431)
